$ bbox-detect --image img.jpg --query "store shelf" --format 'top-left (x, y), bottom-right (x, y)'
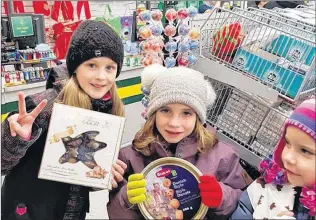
top-left (121, 65), bottom-right (143, 72)
top-left (21, 58), bottom-right (55, 64)
top-left (4, 81), bottom-right (46, 92)
top-left (215, 128), bottom-right (261, 167)
top-left (1, 61), bottom-right (22, 65)
top-left (193, 57), bottom-right (280, 102)
top-left (1, 58), bottom-right (54, 66)
top-left (22, 59), bottom-right (41, 64)
top-left (2, 81), bottom-right (46, 103)
top-left (40, 58), bottom-right (55, 62)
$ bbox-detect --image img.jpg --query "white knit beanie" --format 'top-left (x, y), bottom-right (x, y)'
top-left (141, 64), bottom-right (216, 124)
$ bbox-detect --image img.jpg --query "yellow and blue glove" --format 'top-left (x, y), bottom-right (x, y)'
top-left (127, 174), bottom-right (147, 205)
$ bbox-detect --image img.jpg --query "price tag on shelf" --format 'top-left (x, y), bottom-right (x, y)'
top-left (3, 65), bottom-right (15, 72)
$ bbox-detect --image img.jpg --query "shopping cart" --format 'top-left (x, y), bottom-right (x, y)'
top-left (198, 7), bottom-right (315, 102)
top-left (192, 7), bottom-right (315, 174)
top-left (296, 4), bottom-right (316, 12)
top-left (247, 7), bottom-right (315, 32)
top-left (206, 77), bottom-right (294, 167)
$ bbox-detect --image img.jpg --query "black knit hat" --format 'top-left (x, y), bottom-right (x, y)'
top-left (66, 20), bottom-right (124, 77)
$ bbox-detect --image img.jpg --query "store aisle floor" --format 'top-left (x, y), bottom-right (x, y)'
top-left (86, 190), bottom-right (110, 219)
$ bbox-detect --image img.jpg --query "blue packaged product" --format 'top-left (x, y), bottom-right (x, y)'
top-left (264, 34), bottom-right (315, 66)
top-left (23, 71), bottom-right (30, 81)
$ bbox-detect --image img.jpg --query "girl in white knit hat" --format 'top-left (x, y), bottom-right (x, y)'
top-left (107, 64), bottom-right (248, 219)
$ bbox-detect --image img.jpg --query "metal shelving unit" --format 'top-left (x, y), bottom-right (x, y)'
top-left (198, 7), bottom-right (315, 101)
top-left (189, 6), bottom-right (315, 167)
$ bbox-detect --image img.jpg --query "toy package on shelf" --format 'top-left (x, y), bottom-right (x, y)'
top-left (22, 67), bottom-right (49, 83)
top-left (228, 8), bottom-right (315, 99)
top-left (19, 44), bottom-right (56, 63)
top-left (2, 67), bottom-right (49, 87)
top-left (232, 48), bottom-right (305, 99)
top-left (2, 71), bottom-right (26, 87)
top-left (120, 15), bottom-right (133, 42)
top-left (114, 13), bottom-right (141, 69)
top-left (1, 51), bottom-right (20, 63)
top-left (123, 28), bottom-right (141, 68)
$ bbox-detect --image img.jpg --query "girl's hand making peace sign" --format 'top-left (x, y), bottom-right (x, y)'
top-left (8, 92), bottom-right (47, 141)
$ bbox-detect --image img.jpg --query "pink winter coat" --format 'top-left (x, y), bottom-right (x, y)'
top-left (107, 135), bottom-right (247, 219)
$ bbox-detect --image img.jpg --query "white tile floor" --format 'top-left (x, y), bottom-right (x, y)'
top-left (86, 190), bottom-right (110, 219)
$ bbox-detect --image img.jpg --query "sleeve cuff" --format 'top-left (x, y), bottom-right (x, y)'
top-left (3, 115), bottom-right (42, 155)
top-left (119, 185), bottom-right (139, 210)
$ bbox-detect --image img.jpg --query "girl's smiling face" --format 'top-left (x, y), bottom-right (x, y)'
top-left (282, 126), bottom-right (316, 187)
top-left (76, 57), bottom-right (117, 99)
top-left (155, 103), bottom-right (197, 144)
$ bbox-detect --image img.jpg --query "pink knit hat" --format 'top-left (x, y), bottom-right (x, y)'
top-left (258, 98), bottom-right (316, 216)
top-left (273, 98), bottom-right (316, 168)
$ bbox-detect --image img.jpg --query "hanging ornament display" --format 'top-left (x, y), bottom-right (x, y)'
top-left (136, 4), bottom-right (146, 15)
top-left (188, 28), bottom-right (200, 40)
top-left (138, 6), bottom-right (200, 68)
top-left (164, 25), bottom-right (177, 37)
top-left (188, 54), bottom-right (198, 65)
top-left (189, 40), bottom-right (199, 50)
top-left (177, 8), bottom-right (189, 20)
top-left (164, 56), bottom-right (176, 68)
top-left (141, 55), bottom-right (153, 66)
top-left (150, 25), bottom-right (163, 36)
top-left (139, 26), bottom-right (152, 39)
top-left (139, 10), bottom-right (151, 22)
top-left (151, 10), bottom-right (163, 21)
top-left (188, 6), bottom-right (198, 18)
top-left (178, 41), bottom-right (190, 53)
top-left (141, 96), bottom-right (150, 107)
top-left (178, 24), bottom-right (190, 36)
top-left (165, 41), bottom-right (177, 53)
top-left (177, 55), bottom-right (189, 67)
top-left (165, 8), bottom-right (178, 22)
top-left (141, 86), bottom-right (150, 96)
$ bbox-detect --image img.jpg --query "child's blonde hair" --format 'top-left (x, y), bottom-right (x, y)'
top-left (56, 76), bottom-right (124, 117)
top-left (133, 112), bottom-right (218, 156)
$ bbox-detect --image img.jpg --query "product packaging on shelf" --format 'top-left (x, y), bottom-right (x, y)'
top-left (264, 34), bottom-right (315, 66)
top-left (232, 48), bottom-right (305, 99)
top-left (19, 48), bottom-right (55, 63)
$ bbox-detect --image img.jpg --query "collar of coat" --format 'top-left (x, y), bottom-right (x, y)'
top-left (148, 135), bottom-right (199, 160)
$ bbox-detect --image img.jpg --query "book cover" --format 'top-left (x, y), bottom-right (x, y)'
top-left (38, 103), bottom-right (125, 189)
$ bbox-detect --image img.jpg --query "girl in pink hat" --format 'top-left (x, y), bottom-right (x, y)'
top-left (232, 98), bottom-right (316, 220)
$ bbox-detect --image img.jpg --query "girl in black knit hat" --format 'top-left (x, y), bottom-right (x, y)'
top-left (1, 20), bottom-right (127, 220)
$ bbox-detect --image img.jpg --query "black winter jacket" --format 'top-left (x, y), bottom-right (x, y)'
top-left (1, 67), bottom-right (112, 220)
